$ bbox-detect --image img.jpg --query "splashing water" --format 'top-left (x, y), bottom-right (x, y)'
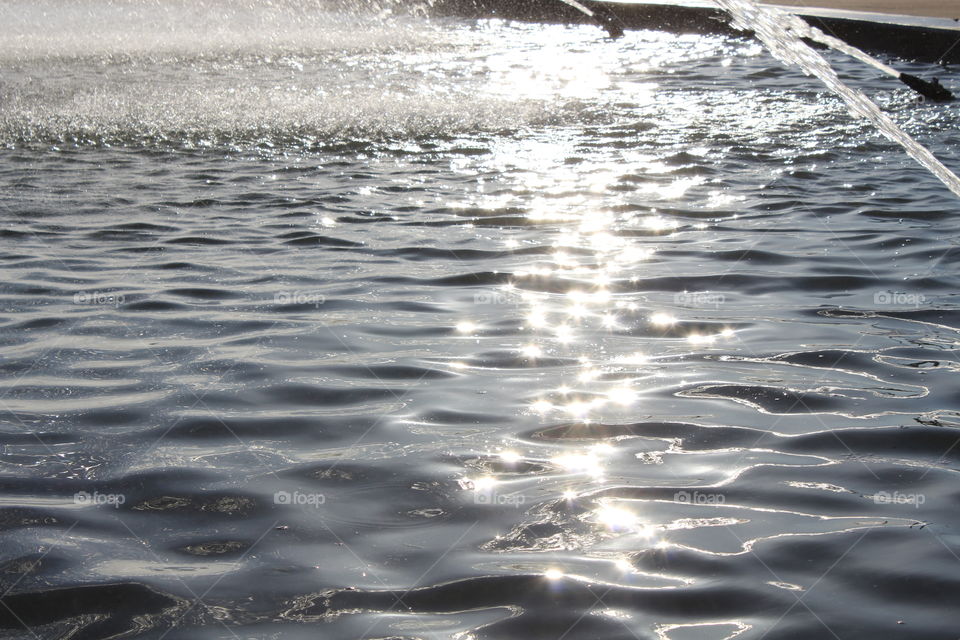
top-left (785, 14), bottom-right (900, 78)
top-left (0, 0), bottom-right (569, 146)
top-left (715, 0), bottom-right (960, 198)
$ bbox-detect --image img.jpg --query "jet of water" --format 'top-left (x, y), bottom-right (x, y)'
top-left (715, 0), bottom-right (960, 198)
top-left (557, 0), bottom-right (597, 18)
top-left (557, 0), bottom-right (624, 37)
top-left (787, 17), bottom-right (900, 78)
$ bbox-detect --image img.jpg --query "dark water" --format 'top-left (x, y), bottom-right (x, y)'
top-left (3, 2), bottom-right (960, 638)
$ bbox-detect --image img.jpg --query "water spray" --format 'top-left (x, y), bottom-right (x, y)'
top-left (560, 1), bottom-right (950, 101)
top-left (556, 0), bottom-right (957, 191)
top-left (556, 0), bottom-right (625, 38)
top-left (714, 0), bottom-right (960, 198)
top-left (782, 13), bottom-right (955, 102)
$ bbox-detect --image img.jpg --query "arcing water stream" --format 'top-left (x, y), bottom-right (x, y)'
top-left (715, 0), bottom-right (960, 198)
top-left (784, 12), bottom-right (900, 78)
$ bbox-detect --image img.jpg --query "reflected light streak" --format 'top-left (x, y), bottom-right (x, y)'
top-left (587, 231), bottom-right (615, 247)
top-left (456, 321), bottom-right (477, 334)
top-left (552, 251), bottom-right (576, 267)
top-left (600, 313), bottom-right (619, 329)
top-left (592, 272), bottom-right (612, 288)
top-left (577, 368), bottom-right (600, 382)
top-left (526, 309), bottom-right (549, 328)
top-left (617, 352), bottom-right (649, 366)
top-left (531, 399), bottom-right (553, 413)
top-left (499, 450), bottom-right (522, 463)
top-left (561, 401), bottom-right (592, 418)
top-left (643, 216), bottom-right (678, 232)
top-left (647, 177), bottom-right (705, 200)
top-left (590, 288), bottom-right (611, 303)
top-left (597, 504), bottom-right (638, 530)
top-left (606, 387), bottom-right (636, 406)
top-left (596, 503), bottom-right (656, 539)
top-left (521, 344), bottom-right (543, 358)
top-left (553, 452), bottom-right (602, 475)
top-left (649, 312), bottom-right (677, 326)
top-left (473, 476), bottom-right (497, 491)
top-left (580, 211), bottom-right (616, 233)
top-left (591, 443), bottom-right (615, 456)
top-left (567, 304), bottom-right (589, 319)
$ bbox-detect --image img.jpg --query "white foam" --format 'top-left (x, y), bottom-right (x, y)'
top-left (0, 0), bottom-right (592, 144)
top-left (0, 0), bottom-right (442, 61)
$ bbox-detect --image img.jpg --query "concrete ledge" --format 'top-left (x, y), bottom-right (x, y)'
top-left (432, 0), bottom-right (960, 63)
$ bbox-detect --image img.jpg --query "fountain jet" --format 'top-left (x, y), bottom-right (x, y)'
top-left (772, 8), bottom-right (956, 101)
top-left (715, 0), bottom-right (960, 198)
top-left (898, 73), bottom-right (955, 102)
top-left (557, 0), bottom-right (625, 37)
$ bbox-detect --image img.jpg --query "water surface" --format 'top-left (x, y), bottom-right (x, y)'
top-left (2, 2), bottom-right (960, 638)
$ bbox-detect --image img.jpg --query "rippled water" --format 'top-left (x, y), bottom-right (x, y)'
top-left (3, 2), bottom-right (960, 638)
